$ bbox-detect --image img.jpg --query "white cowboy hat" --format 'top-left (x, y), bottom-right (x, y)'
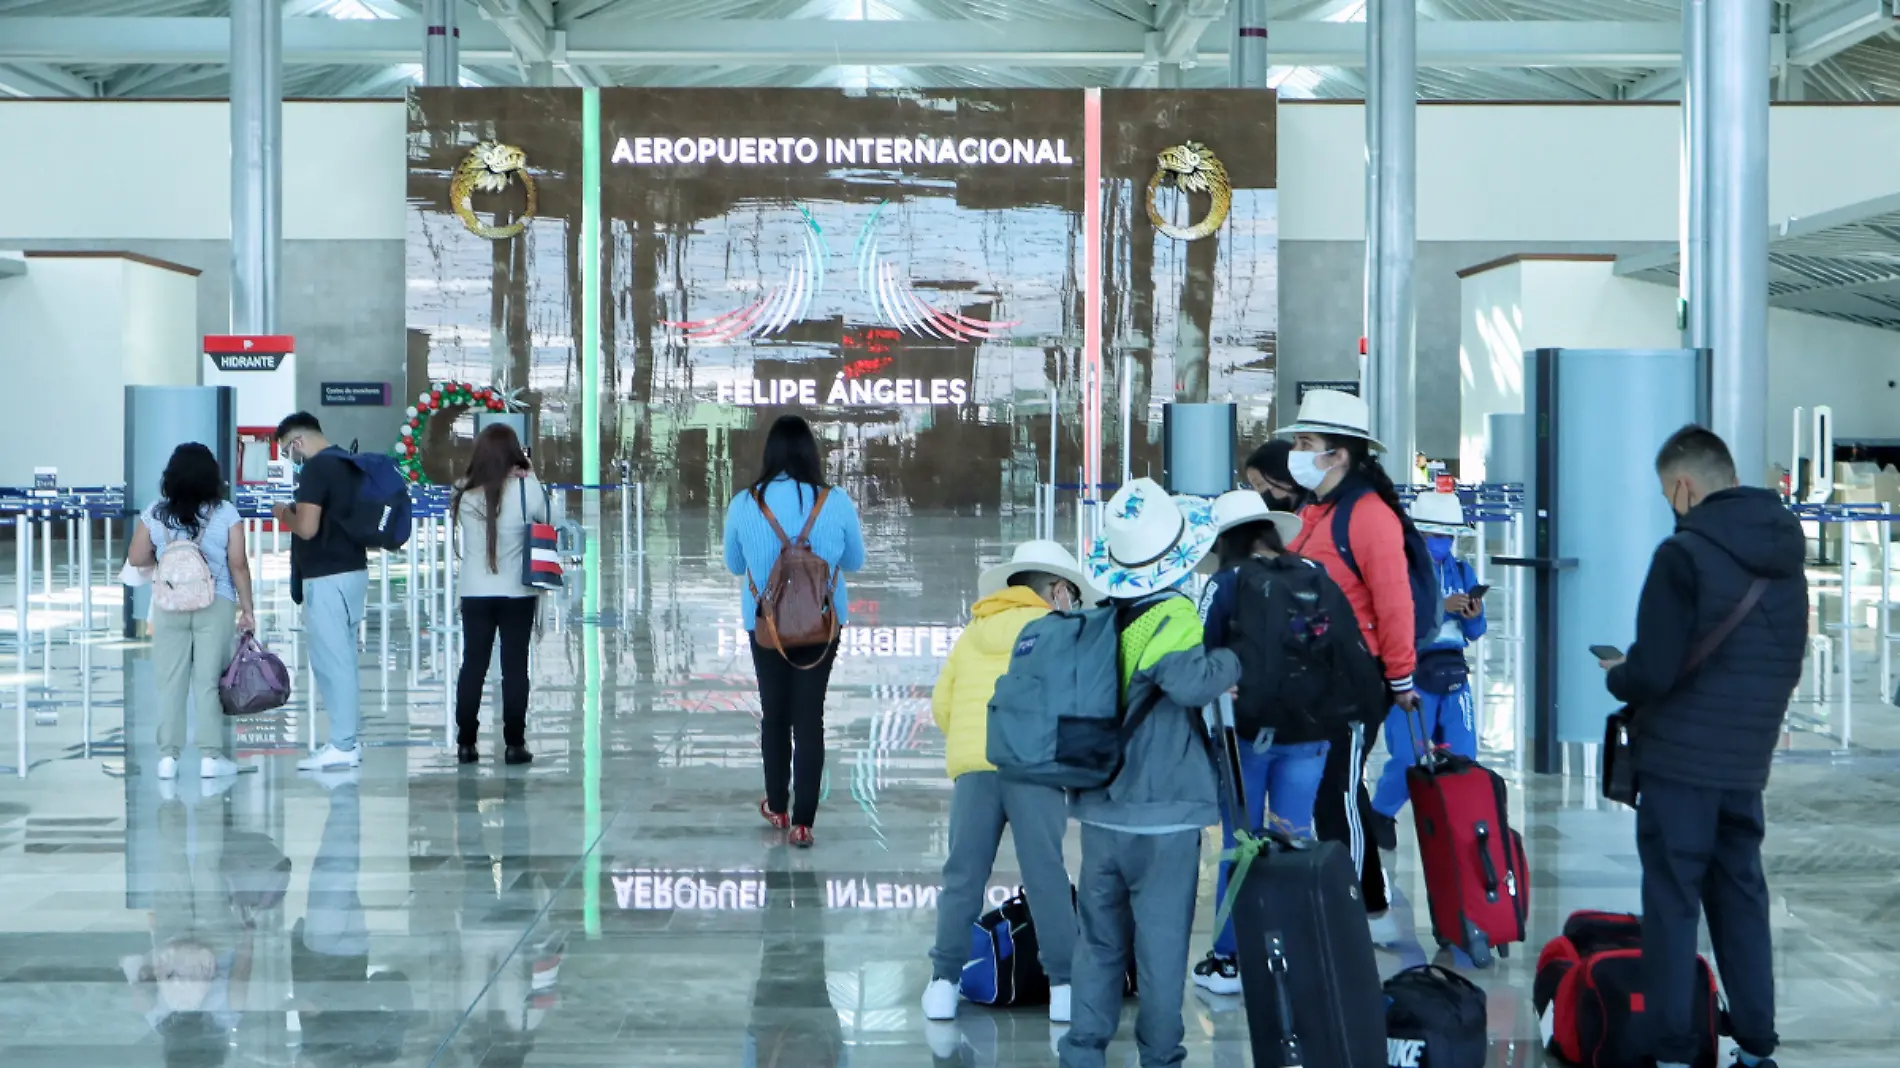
top-left (978, 540), bottom-right (1093, 600)
top-left (1275, 388), bottom-right (1388, 453)
top-left (1209, 489), bottom-right (1303, 545)
top-left (1087, 478), bottom-right (1218, 597)
top-left (1410, 491), bottom-right (1470, 536)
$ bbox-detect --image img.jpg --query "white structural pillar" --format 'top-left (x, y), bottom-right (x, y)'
top-left (1680, 0), bottom-right (1711, 351)
top-left (229, 0), bottom-right (281, 334)
top-left (425, 0), bottom-right (461, 86)
top-left (1704, 0), bottom-right (1770, 483)
top-left (1364, 0), bottom-right (1417, 469)
top-left (1231, 0), bottom-right (1268, 88)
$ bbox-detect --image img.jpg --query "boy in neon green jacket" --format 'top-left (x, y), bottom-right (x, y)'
top-left (923, 541), bottom-right (1091, 1026)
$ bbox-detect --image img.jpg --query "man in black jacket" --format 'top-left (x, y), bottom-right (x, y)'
top-left (1599, 425), bottom-right (1806, 1068)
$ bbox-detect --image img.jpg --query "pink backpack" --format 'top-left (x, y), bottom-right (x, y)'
top-left (152, 526), bottom-right (217, 613)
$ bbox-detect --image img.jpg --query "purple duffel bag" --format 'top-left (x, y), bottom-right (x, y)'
top-left (220, 631), bottom-right (291, 716)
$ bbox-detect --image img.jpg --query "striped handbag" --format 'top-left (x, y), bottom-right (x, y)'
top-left (520, 479), bottom-right (563, 591)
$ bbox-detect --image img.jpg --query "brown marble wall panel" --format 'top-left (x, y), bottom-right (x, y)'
top-left (405, 88), bottom-right (1277, 507)
top-left (405, 87), bottom-right (584, 481)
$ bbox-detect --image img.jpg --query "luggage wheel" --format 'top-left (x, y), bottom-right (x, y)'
top-left (1463, 924), bottom-right (1495, 969)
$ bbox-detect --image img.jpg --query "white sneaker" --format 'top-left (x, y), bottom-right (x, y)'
top-left (155, 756), bottom-right (178, 781)
top-left (297, 744), bottom-right (362, 772)
top-left (1368, 910), bottom-right (1404, 947)
top-left (1048, 983), bottom-right (1071, 1024)
top-left (921, 977), bottom-right (959, 1021)
top-left (201, 755), bottom-right (240, 778)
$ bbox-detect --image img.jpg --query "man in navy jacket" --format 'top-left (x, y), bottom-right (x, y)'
top-left (1600, 425), bottom-right (1807, 1068)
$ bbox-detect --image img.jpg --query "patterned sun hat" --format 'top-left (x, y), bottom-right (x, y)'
top-left (1086, 478), bottom-right (1219, 597)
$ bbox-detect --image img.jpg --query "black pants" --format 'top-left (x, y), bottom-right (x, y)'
top-left (750, 635), bottom-right (838, 827)
top-left (1313, 717), bottom-right (1389, 913)
top-left (1637, 776), bottom-right (1777, 1063)
top-left (456, 596), bottom-right (538, 747)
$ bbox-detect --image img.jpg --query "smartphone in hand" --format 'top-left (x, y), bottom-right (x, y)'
top-left (1589, 644), bottom-right (1624, 661)
top-left (1467, 584), bottom-right (1491, 602)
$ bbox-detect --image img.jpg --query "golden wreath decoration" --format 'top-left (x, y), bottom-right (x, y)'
top-left (450, 141), bottom-right (538, 240)
top-left (1146, 141), bottom-right (1232, 242)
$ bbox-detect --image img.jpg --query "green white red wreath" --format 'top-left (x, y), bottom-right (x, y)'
top-left (392, 381), bottom-right (509, 483)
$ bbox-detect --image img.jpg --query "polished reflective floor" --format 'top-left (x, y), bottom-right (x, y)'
top-left (2, 509), bottom-right (1897, 1066)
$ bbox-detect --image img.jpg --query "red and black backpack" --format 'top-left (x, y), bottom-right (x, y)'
top-left (1532, 910), bottom-right (1722, 1068)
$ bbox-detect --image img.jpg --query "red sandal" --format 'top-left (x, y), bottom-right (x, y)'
top-left (759, 798), bottom-right (789, 831)
top-left (789, 825), bottom-right (814, 848)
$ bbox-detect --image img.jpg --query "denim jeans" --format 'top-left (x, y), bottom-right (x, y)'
top-left (304, 570), bottom-right (368, 753)
top-left (1210, 739), bottom-right (1331, 958)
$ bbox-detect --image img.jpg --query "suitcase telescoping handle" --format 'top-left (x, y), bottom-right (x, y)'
top-left (1210, 695), bottom-right (1284, 941)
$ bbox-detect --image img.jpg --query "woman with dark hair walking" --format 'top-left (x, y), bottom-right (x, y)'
top-left (128, 443), bottom-right (255, 781)
top-left (451, 424), bottom-right (547, 767)
top-left (724, 416), bottom-right (865, 847)
top-left (1277, 389), bottom-right (1421, 947)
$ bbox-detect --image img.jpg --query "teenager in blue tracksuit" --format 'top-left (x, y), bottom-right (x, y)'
top-left (1371, 492), bottom-right (1486, 827)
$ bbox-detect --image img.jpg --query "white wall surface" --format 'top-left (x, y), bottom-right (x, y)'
top-left (0, 101), bottom-right (405, 241)
top-left (5, 100), bottom-right (1900, 245)
top-left (0, 256), bottom-right (200, 485)
top-left (1459, 256), bottom-right (1900, 480)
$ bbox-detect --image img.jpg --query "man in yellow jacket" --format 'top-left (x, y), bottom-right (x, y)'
top-left (923, 540), bottom-right (1091, 1026)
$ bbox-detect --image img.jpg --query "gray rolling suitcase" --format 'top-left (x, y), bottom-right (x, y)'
top-left (1211, 698), bottom-right (1387, 1068)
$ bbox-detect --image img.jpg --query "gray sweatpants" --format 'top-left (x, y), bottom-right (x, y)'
top-left (1060, 824), bottom-right (1201, 1068)
top-left (929, 770), bottom-right (1078, 986)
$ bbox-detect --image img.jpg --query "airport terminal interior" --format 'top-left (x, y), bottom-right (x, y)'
top-left (8, 1), bottom-right (1900, 1066)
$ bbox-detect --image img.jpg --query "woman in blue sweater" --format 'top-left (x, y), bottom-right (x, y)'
top-left (724, 416), bottom-right (866, 848)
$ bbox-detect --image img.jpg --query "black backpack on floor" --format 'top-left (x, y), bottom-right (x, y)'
top-left (1383, 964), bottom-right (1487, 1068)
top-left (1228, 554), bottom-right (1387, 741)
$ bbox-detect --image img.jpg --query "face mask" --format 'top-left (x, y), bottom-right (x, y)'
top-left (1427, 535), bottom-right (1455, 562)
top-left (1286, 450), bottom-right (1330, 491)
top-left (1261, 489), bottom-right (1298, 512)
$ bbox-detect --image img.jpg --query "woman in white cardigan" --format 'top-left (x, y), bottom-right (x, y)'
top-left (452, 424), bottom-right (548, 766)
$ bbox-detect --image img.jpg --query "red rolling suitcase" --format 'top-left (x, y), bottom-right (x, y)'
top-left (1404, 711), bottom-right (1529, 968)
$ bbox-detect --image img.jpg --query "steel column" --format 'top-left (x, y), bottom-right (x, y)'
top-left (424, 0), bottom-right (460, 85)
top-left (1364, 0), bottom-right (1417, 470)
top-left (1680, 0), bottom-right (1711, 350)
top-left (229, 0), bottom-right (281, 334)
top-left (1705, 0), bottom-right (1770, 483)
top-left (1232, 0), bottom-right (1268, 88)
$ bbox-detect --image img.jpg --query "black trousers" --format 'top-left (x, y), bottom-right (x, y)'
top-left (1637, 776), bottom-right (1777, 1063)
top-left (750, 635), bottom-right (838, 827)
top-left (1313, 716), bottom-right (1389, 913)
top-left (456, 596), bottom-right (538, 747)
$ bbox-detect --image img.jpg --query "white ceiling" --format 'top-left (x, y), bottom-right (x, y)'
top-left (1, 0), bottom-right (1898, 101)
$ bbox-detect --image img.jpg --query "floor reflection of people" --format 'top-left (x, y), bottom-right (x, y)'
top-left (454, 772), bottom-right (557, 1068)
top-left (293, 771), bottom-right (413, 1065)
top-left (120, 780), bottom-right (253, 1068)
top-left (746, 848), bottom-right (845, 1068)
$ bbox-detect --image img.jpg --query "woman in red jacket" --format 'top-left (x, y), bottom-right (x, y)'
top-left (1279, 389), bottom-right (1420, 947)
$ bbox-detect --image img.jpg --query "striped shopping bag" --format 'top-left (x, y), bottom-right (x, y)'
top-left (520, 480), bottom-right (564, 591)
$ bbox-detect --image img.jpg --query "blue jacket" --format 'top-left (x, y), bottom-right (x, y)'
top-left (1424, 555), bottom-right (1487, 653)
top-left (724, 477), bottom-right (866, 631)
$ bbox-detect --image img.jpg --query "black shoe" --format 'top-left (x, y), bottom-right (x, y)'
top-left (1370, 812), bottom-right (1399, 852)
top-left (456, 745), bottom-right (479, 765)
top-left (1192, 952), bottom-right (1241, 995)
top-left (504, 745), bottom-right (533, 765)
top-left (1731, 1054), bottom-right (1777, 1068)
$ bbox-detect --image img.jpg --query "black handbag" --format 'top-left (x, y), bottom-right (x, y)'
top-left (1384, 964), bottom-right (1488, 1068)
top-left (1601, 576), bottom-right (1767, 806)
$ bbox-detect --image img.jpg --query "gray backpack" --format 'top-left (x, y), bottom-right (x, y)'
top-left (986, 606), bottom-right (1163, 790)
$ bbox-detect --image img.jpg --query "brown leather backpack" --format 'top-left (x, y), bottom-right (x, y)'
top-left (748, 487), bottom-right (840, 667)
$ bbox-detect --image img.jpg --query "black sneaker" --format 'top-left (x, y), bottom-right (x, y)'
top-left (1370, 811), bottom-right (1399, 852)
top-left (1191, 952), bottom-right (1241, 995)
top-left (1731, 1053), bottom-right (1777, 1068)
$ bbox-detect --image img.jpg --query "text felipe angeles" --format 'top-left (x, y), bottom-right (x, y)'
top-left (612, 135), bottom-right (1075, 168)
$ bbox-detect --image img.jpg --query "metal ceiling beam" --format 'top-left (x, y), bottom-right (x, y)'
top-left (0, 61), bottom-right (95, 98)
top-left (1786, 0), bottom-right (1895, 67)
top-left (0, 17), bottom-right (1689, 70)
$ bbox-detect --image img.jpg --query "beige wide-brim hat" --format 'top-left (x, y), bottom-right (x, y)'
top-left (1208, 489), bottom-right (1303, 545)
top-left (1086, 479), bottom-right (1218, 597)
top-left (1410, 490), bottom-right (1471, 536)
top-left (1275, 388), bottom-right (1388, 453)
top-left (977, 539), bottom-right (1095, 600)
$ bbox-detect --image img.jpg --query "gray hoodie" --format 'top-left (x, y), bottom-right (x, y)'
top-left (1071, 594), bottom-right (1242, 834)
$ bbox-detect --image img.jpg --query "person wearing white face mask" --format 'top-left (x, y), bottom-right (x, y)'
top-left (1275, 389), bottom-right (1421, 946)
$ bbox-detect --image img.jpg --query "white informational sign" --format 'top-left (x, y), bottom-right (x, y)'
top-left (203, 335), bottom-right (297, 429)
top-left (31, 467), bottom-right (56, 498)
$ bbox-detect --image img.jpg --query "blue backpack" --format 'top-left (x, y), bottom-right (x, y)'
top-left (985, 605), bottom-right (1164, 790)
top-left (1330, 485), bottom-right (1441, 653)
top-left (960, 891), bottom-right (1048, 1006)
top-left (335, 449), bottom-right (414, 551)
